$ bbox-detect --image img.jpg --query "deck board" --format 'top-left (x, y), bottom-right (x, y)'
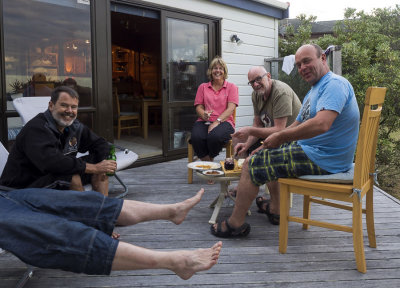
top-left (1, 156), bottom-right (400, 287)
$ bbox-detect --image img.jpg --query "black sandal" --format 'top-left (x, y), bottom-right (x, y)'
top-left (210, 219), bottom-right (251, 238)
top-left (256, 196), bottom-right (280, 225)
top-left (256, 196), bottom-right (269, 214)
top-left (265, 203), bottom-right (280, 225)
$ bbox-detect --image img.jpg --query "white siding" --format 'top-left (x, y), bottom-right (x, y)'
top-left (142, 0), bottom-right (282, 128)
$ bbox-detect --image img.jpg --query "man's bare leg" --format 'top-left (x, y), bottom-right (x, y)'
top-left (261, 181), bottom-right (279, 215)
top-left (70, 174), bottom-right (84, 191)
top-left (116, 189), bottom-right (205, 226)
top-left (213, 157), bottom-right (259, 231)
top-left (111, 241), bottom-right (222, 280)
top-left (92, 174), bottom-right (109, 196)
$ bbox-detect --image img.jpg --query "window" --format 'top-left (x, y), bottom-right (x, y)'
top-left (3, 0), bottom-right (92, 109)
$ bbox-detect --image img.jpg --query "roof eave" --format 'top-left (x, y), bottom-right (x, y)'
top-left (208, 0), bottom-right (290, 19)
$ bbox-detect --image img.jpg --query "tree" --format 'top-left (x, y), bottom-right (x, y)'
top-left (279, 5), bottom-right (400, 198)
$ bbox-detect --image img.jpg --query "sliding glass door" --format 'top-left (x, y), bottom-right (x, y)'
top-left (161, 11), bottom-right (217, 156)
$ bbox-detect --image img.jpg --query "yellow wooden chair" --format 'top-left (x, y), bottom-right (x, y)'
top-left (278, 87), bottom-right (386, 273)
top-left (113, 88), bottom-right (141, 139)
top-left (187, 109), bottom-right (236, 184)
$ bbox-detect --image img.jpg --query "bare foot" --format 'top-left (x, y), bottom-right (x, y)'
top-left (171, 189), bottom-right (205, 225)
top-left (172, 241), bottom-right (222, 280)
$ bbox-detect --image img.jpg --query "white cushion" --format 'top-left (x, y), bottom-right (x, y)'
top-left (116, 150), bottom-right (138, 171)
top-left (0, 142), bottom-right (9, 176)
top-left (299, 164), bottom-right (354, 184)
top-left (13, 97), bottom-right (50, 125)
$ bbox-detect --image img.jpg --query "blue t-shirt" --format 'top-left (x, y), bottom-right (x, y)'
top-left (297, 72), bottom-right (360, 173)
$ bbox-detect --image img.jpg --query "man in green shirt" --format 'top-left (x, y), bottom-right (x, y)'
top-left (231, 66), bottom-right (301, 225)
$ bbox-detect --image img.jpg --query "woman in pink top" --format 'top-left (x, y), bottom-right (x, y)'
top-left (191, 56), bottom-right (239, 162)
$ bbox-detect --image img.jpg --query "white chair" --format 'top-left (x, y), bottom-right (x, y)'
top-left (0, 142), bottom-right (35, 288)
top-left (12, 97), bottom-right (137, 198)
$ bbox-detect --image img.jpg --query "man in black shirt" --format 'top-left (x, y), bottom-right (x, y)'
top-left (0, 86), bottom-right (116, 196)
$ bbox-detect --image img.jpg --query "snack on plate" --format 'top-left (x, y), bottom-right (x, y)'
top-left (237, 159), bottom-right (245, 168)
top-left (205, 170), bottom-right (220, 175)
top-left (196, 164), bottom-right (212, 169)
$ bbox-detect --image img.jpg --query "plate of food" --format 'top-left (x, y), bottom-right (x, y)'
top-left (202, 170), bottom-right (224, 176)
top-left (187, 161), bottom-right (221, 171)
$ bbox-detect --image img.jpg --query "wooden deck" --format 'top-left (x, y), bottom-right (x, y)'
top-left (1, 156), bottom-right (400, 287)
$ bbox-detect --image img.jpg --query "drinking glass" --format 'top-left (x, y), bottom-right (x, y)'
top-left (204, 104), bottom-right (213, 125)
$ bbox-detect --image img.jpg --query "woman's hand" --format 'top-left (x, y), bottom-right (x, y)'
top-left (203, 110), bottom-right (211, 121)
top-left (208, 121), bottom-right (219, 133)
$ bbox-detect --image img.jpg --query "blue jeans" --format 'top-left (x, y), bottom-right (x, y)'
top-left (0, 188), bottom-right (123, 275)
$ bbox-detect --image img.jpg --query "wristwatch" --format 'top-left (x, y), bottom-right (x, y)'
top-left (217, 118), bottom-right (222, 123)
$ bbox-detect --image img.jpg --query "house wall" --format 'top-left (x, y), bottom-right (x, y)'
top-left (141, 0), bottom-right (280, 128)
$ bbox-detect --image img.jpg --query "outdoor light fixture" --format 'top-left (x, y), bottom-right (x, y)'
top-left (230, 34), bottom-right (243, 45)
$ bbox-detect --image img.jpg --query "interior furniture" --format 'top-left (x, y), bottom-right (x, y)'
top-left (278, 87), bottom-right (386, 273)
top-left (139, 98), bottom-right (162, 139)
top-left (0, 142), bottom-right (35, 288)
top-left (187, 109), bottom-right (236, 184)
top-left (12, 96), bottom-right (138, 198)
top-left (113, 88), bottom-right (141, 139)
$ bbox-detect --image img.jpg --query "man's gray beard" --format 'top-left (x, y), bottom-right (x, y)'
top-left (52, 111), bottom-right (75, 128)
top-left (55, 118), bottom-right (74, 128)
top-left (255, 89), bottom-right (264, 98)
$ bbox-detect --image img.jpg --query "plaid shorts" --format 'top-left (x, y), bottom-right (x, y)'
top-left (248, 141), bottom-right (330, 186)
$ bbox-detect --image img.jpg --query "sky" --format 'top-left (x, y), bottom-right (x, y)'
top-left (287, 0), bottom-right (399, 21)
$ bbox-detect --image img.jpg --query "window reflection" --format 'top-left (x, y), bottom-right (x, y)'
top-left (3, 0), bottom-right (92, 109)
top-left (167, 18), bottom-right (208, 102)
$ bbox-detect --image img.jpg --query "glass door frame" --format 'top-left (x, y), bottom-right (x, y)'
top-left (160, 10), bottom-right (219, 157)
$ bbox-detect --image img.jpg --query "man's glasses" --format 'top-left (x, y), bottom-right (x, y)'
top-left (248, 73), bottom-right (267, 86)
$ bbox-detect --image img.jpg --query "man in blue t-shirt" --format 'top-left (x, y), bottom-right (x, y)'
top-left (211, 44), bottom-right (360, 238)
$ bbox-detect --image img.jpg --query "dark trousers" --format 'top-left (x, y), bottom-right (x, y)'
top-left (190, 121), bottom-right (234, 159)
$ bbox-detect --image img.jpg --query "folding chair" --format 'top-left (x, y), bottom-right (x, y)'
top-left (12, 96), bottom-right (137, 198)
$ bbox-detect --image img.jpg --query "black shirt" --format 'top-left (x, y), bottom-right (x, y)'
top-left (0, 110), bottom-right (109, 188)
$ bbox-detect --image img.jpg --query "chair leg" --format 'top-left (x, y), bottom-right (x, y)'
top-left (225, 140), bottom-right (233, 158)
top-left (302, 195), bottom-right (311, 230)
top-left (365, 186), bottom-right (376, 248)
top-left (15, 265), bottom-right (34, 288)
top-left (117, 120), bottom-right (121, 139)
top-left (114, 173), bottom-right (129, 199)
top-left (279, 183), bottom-right (290, 254)
top-left (188, 143), bottom-right (194, 184)
top-left (353, 197), bottom-right (367, 273)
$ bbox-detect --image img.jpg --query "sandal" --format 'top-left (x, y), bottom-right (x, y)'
top-left (210, 219), bottom-right (251, 238)
top-left (256, 196), bottom-right (280, 225)
top-left (256, 196), bottom-right (269, 214)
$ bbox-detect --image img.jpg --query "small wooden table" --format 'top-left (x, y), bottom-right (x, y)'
top-left (141, 98), bottom-right (161, 139)
top-left (196, 160), bottom-right (250, 224)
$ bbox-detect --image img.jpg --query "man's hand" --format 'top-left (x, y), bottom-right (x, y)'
top-left (232, 127), bottom-right (251, 142)
top-left (86, 160), bottom-right (117, 175)
top-left (234, 143), bottom-right (248, 156)
top-left (262, 132), bottom-right (285, 149)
